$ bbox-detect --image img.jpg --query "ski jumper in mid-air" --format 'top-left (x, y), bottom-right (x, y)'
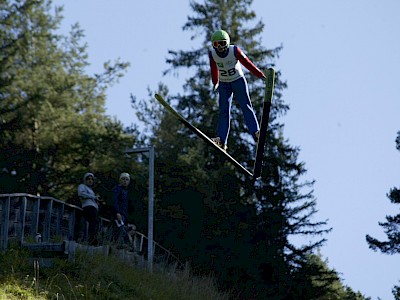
top-left (209, 30), bottom-right (266, 151)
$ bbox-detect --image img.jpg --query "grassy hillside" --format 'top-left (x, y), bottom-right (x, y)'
top-left (0, 248), bottom-right (230, 300)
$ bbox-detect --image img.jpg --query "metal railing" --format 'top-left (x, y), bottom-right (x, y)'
top-left (0, 193), bottom-right (183, 270)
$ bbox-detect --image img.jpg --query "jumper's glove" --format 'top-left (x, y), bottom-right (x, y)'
top-left (213, 82), bottom-right (219, 93)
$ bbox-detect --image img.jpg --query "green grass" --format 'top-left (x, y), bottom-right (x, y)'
top-left (0, 248), bottom-right (231, 300)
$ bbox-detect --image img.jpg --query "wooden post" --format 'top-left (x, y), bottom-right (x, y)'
top-left (31, 197), bottom-right (40, 240)
top-left (16, 196), bottom-right (27, 244)
top-left (42, 198), bottom-right (53, 242)
top-left (0, 196), bottom-right (10, 251)
top-left (68, 208), bottom-right (76, 241)
top-left (55, 202), bottom-right (64, 237)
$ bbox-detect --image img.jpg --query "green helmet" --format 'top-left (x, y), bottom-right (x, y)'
top-left (211, 30), bottom-right (230, 52)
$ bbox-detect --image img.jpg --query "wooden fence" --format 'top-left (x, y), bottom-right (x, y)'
top-left (0, 193), bottom-right (183, 270)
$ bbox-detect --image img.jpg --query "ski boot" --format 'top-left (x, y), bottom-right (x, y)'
top-left (254, 131), bottom-right (260, 142)
top-left (211, 137), bottom-right (227, 151)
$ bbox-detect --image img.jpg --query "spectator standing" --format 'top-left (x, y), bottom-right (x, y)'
top-left (78, 172), bottom-right (100, 246)
top-left (112, 172), bottom-right (135, 249)
top-left (113, 172), bottom-right (130, 225)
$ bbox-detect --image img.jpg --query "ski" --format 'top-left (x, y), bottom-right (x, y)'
top-left (253, 68), bottom-right (275, 180)
top-left (154, 94), bottom-right (253, 178)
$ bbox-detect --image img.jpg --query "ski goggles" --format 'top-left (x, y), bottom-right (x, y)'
top-left (212, 40), bottom-right (227, 48)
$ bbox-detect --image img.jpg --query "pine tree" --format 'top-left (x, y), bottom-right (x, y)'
top-left (365, 131), bottom-right (400, 299)
top-left (0, 0), bottom-right (134, 199)
top-left (366, 185), bottom-right (400, 254)
top-left (131, 0), bottom-right (337, 298)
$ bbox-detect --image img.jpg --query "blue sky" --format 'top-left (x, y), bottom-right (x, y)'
top-left (55, 0), bottom-right (400, 298)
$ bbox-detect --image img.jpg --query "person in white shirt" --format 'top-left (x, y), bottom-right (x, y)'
top-left (209, 29), bottom-right (266, 150)
top-left (77, 172), bottom-right (100, 245)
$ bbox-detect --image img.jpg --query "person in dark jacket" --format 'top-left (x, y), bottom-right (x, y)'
top-left (113, 172), bottom-right (130, 224)
top-left (112, 172), bottom-right (132, 247)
